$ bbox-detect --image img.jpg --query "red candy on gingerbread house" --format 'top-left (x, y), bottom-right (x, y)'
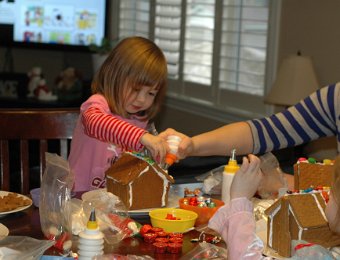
top-left (265, 192), bottom-right (340, 257)
top-left (105, 151), bottom-right (174, 210)
top-left (294, 158), bottom-right (334, 190)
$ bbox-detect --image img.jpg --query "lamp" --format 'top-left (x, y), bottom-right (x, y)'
top-left (264, 53), bottom-right (319, 106)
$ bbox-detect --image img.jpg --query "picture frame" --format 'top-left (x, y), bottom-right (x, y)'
top-left (0, 73), bottom-right (28, 98)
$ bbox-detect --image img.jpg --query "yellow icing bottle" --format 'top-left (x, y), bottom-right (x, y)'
top-left (221, 149), bottom-right (240, 204)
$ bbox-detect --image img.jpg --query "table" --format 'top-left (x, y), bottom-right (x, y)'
top-left (0, 184), bottom-right (227, 259)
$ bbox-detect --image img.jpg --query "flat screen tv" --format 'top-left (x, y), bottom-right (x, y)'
top-left (0, 0), bottom-right (108, 52)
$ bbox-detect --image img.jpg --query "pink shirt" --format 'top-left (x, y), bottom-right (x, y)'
top-left (69, 94), bottom-right (147, 191)
top-left (208, 197), bottom-right (271, 260)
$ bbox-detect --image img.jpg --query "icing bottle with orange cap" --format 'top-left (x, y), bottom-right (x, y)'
top-left (163, 135), bottom-right (182, 170)
top-left (78, 208), bottom-right (104, 260)
top-left (221, 149), bottom-right (240, 204)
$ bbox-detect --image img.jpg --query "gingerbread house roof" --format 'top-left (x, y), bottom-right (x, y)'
top-left (265, 193), bottom-right (327, 229)
top-left (106, 152), bottom-right (174, 185)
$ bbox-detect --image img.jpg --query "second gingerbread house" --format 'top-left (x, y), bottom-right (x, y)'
top-left (265, 192), bottom-right (340, 257)
top-left (105, 152), bottom-right (175, 210)
top-left (294, 159), bottom-right (334, 190)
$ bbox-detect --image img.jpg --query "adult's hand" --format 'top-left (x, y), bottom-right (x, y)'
top-left (158, 128), bottom-right (192, 160)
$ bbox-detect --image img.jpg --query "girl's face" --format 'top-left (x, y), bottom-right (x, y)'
top-left (124, 85), bottom-right (158, 114)
top-left (325, 192), bottom-right (340, 234)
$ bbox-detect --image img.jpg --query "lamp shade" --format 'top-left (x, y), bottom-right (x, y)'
top-left (264, 54), bottom-right (319, 106)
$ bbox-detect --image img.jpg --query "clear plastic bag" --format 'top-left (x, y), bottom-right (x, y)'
top-left (257, 152), bottom-right (288, 199)
top-left (290, 240), bottom-right (336, 259)
top-left (196, 166), bottom-right (224, 195)
top-left (81, 189), bottom-right (141, 244)
top-left (180, 242), bottom-right (228, 260)
top-left (0, 236), bottom-right (55, 260)
top-left (39, 153), bottom-right (74, 252)
top-left (93, 254), bottom-right (154, 260)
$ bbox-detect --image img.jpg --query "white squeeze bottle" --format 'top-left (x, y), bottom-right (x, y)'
top-left (78, 208), bottom-right (104, 260)
top-left (221, 149), bottom-right (240, 204)
top-left (163, 135), bottom-right (182, 170)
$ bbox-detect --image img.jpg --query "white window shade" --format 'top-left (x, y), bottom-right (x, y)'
top-left (119, 0), bottom-right (150, 38)
top-left (219, 1), bottom-right (269, 95)
top-left (154, 1), bottom-right (182, 79)
top-left (183, 2), bottom-right (215, 86)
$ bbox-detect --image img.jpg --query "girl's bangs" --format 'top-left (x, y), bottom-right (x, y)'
top-left (137, 71), bottom-right (165, 89)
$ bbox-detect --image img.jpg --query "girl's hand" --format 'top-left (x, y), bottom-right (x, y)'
top-left (140, 133), bottom-right (167, 163)
top-left (158, 128), bottom-right (192, 160)
top-left (230, 154), bottom-right (263, 200)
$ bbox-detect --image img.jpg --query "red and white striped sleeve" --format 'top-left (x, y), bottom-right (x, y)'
top-left (81, 106), bottom-right (147, 151)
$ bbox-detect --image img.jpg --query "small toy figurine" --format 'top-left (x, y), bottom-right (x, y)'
top-left (34, 78), bottom-right (57, 101)
top-left (27, 67), bottom-right (42, 97)
top-left (56, 67), bottom-right (82, 101)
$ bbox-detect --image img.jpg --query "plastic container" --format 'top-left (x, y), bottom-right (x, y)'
top-left (178, 198), bottom-right (224, 226)
top-left (30, 188), bottom-right (41, 207)
top-left (149, 208), bottom-right (197, 233)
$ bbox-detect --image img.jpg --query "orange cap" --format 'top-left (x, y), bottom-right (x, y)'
top-left (165, 153), bottom-right (177, 166)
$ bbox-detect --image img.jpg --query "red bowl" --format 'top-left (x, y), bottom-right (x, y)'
top-left (178, 198), bottom-right (224, 226)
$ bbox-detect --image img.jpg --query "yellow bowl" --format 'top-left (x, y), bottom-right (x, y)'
top-left (149, 208), bottom-right (198, 233)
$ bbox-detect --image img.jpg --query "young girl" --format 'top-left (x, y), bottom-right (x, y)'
top-left (69, 36), bottom-right (169, 192)
top-left (208, 154), bottom-right (340, 259)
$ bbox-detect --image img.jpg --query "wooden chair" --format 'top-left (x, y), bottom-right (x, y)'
top-left (0, 108), bottom-right (79, 194)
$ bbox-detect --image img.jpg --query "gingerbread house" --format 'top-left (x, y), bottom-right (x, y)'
top-left (265, 192), bottom-right (340, 257)
top-left (105, 152), bottom-right (175, 210)
top-left (294, 159), bottom-right (334, 190)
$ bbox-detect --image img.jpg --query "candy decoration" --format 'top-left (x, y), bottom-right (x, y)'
top-left (308, 157), bottom-right (316, 164)
top-left (156, 231), bottom-right (168, 237)
top-left (323, 159), bottom-right (332, 165)
top-left (143, 232), bottom-right (158, 243)
top-left (140, 224), bottom-right (152, 236)
top-left (169, 237), bottom-right (183, 244)
top-left (155, 237), bottom-right (169, 243)
top-left (140, 224), bottom-right (184, 254)
top-left (153, 242), bottom-right (168, 254)
top-left (167, 243), bottom-right (182, 254)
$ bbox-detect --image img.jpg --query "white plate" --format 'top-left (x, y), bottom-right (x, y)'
top-left (81, 183), bottom-right (203, 217)
top-left (0, 191), bottom-right (32, 217)
top-left (0, 223), bottom-right (9, 239)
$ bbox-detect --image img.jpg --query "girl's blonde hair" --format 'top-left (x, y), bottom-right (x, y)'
top-left (332, 155), bottom-right (340, 226)
top-left (91, 36), bottom-right (168, 120)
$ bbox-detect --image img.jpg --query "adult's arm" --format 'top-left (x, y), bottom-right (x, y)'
top-left (249, 84), bottom-right (339, 154)
top-left (190, 122), bottom-right (254, 156)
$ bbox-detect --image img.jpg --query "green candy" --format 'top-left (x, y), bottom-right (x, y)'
top-left (308, 157), bottom-right (317, 164)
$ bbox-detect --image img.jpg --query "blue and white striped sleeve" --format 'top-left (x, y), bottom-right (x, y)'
top-left (247, 83), bottom-right (340, 154)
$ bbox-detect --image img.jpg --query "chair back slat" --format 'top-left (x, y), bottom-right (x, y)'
top-left (39, 139), bottom-right (48, 186)
top-left (20, 140), bottom-right (29, 194)
top-left (60, 139), bottom-right (68, 159)
top-left (0, 108), bottom-right (79, 194)
top-left (0, 140), bottom-right (10, 191)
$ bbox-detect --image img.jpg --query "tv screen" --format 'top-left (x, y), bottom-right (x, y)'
top-left (0, 0), bottom-right (108, 51)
